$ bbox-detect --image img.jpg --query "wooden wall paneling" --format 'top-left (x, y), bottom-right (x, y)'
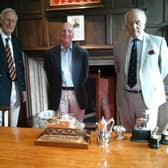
top-left (104, 0), bottom-right (113, 8)
top-left (18, 19), bottom-right (49, 48)
top-left (146, 28), bottom-right (163, 36)
top-left (48, 20), bottom-right (65, 47)
top-left (19, 0), bottom-right (43, 14)
top-left (0, 0), bottom-right (13, 11)
top-left (18, 0), bottom-right (43, 20)
top-left (112, 0), bottom-right (135, 8)
top-left (112, 14), bottom-right (126, 43)
top-left (165, 0), bottom-right (168, 22)
top-left (164, 0), bottom-right (168, 42)
top-left (144, 0), bottom-right (164, 26)
top-left (106, 15), bottom-right (113, 45)
top-left (136, 0), bottom-right (145, 8)
top-left (85, 15), bottom-right (106, 44)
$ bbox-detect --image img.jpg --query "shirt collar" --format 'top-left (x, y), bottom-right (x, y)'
top-left (61, 44), bottom-right (72, 51)
top-left (0, 31), bottom-right (11, 41)
top-left (129, 33), bottom-right (144, 42)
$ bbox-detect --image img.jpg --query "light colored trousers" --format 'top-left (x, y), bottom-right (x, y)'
top-left (1, 82), bottom-right (20, 127)
top-left (119, 91), bottom-right (158, 133)
top-left (58, 90), bottom-right (85, 122)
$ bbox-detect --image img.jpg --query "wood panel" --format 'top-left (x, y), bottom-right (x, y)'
top-left (146, 28), bottom-right (163, 36)
top-left (112, 0), bottom-right (135, 8)
top-left (144, 0), bottom-right (164, 26)
top-left (0, 0), bottom-right (13, 12)
top-left (165, 0), bottom-right (168, 22)
top-left (18, 19), bottom-right (49, 48)
top-left (19, 0), bottom-right (42, 14)
top-left (48, 20), bottom-right (65, 47)
top-left (85, 15), bottom-right (106, 44)
top-left (112, 14), bottom-right (126, 43)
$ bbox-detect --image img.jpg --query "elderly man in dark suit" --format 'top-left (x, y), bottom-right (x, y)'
top-left (0, 8), bottom-right (26, 126)
top-left (44, 22), bottom-right (89, 121)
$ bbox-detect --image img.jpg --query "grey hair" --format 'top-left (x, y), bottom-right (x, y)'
top-left (124, 8), bottom-right (147, 25)
top-left (0, 8), bottom-right (18, 22)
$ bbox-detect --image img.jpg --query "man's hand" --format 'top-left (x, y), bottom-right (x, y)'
top-left (22, 91), bottom-right (27, 102)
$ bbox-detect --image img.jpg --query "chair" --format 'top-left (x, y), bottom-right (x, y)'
top-left (0, 106), bottom-right (11, 127)
top-left (85, 69), bottom-right (101, 122)
top-left (85, 69), bottom-right (115, 123)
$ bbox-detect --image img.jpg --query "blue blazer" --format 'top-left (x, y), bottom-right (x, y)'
top-left (0, 34), bottom-right (26, 106)
top-left (44, 44), bottom-right (89, 111)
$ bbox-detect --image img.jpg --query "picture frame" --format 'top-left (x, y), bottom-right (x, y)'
top-left (67, 15), bottom-right (85, 41)
top-left (46, 0), bottom-right (104, 11)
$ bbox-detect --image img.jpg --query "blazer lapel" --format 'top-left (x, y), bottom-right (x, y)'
top-left (0, 35), bottom-right (8, 72)
top-left (124, 37), bottom-right (130, 76)
top-left (56, 46), bottom-right (61, 71)
top-left (11, 36), bottom-right (18, 61)
top-left (72, 45), bottom-right (79, 83)
top-left (140, 33), bottom-right (150, 68)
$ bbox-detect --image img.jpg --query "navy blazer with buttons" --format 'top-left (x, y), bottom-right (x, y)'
top-left (44, 44), bottom-right (89, 111)
top-left (0, 34), bottom-right (26, 106)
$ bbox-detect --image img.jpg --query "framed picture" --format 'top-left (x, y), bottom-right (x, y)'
top-left (46, 0), bottom-right (104, 10)
top-left (67, 15), bottom-right (85, 41)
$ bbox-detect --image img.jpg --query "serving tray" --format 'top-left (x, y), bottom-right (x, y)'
top-left (35, 127), bottom-right (90, 149)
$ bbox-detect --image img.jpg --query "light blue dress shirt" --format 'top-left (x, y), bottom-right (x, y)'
top-left (61, 44), bottom-right (74, 87)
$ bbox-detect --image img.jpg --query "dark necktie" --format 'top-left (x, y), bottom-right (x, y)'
top-left (127, 39), bottom-right (138, 88)
top-left (5, 38), bottom-right (16, 81)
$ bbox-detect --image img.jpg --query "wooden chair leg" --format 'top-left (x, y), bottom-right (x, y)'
top-left (0, 106), bottom-right (11, 127)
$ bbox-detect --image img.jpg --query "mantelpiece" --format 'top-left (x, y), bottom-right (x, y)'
top-left (23, 44), bottom-right (114, 66)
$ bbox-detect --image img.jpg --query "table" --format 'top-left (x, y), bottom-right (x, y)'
top-left (0, 127), bottom-right (168, 168)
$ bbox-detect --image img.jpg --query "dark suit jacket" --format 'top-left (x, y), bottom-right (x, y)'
top-left (0, 34), bottom-right (26, 106)
top-left (44, 44), bottom-right (89, 111)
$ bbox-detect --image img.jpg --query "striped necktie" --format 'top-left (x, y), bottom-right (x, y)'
top-left (127, 39), bottom-right (139, 88)
top-left (5, 38), bottom-right (16, 81)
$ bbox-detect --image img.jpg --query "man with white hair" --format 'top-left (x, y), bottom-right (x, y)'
top-left (114, 8), bottom-right (168, 132)
top-left (0, 8), bottom-right (26, 127)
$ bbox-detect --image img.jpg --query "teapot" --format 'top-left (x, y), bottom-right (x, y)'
top-left (96, 116), bottom-right (115, 147)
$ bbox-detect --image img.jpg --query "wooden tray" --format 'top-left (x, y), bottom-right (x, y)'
top-left (35, 127), bottom-right (90, 149)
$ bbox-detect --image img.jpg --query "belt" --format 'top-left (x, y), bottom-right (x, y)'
top-left (62, 87), bottom-right (74, 90)
top-left (124, 89), bottom-right (141, 93)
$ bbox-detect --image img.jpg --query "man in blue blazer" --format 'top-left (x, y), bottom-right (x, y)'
top-left (0, 8), bottom-right (26, 126)
top-left (44, 22), bottom-right (89, 121)
top-left (114, 8), bottom-right (168, 132)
